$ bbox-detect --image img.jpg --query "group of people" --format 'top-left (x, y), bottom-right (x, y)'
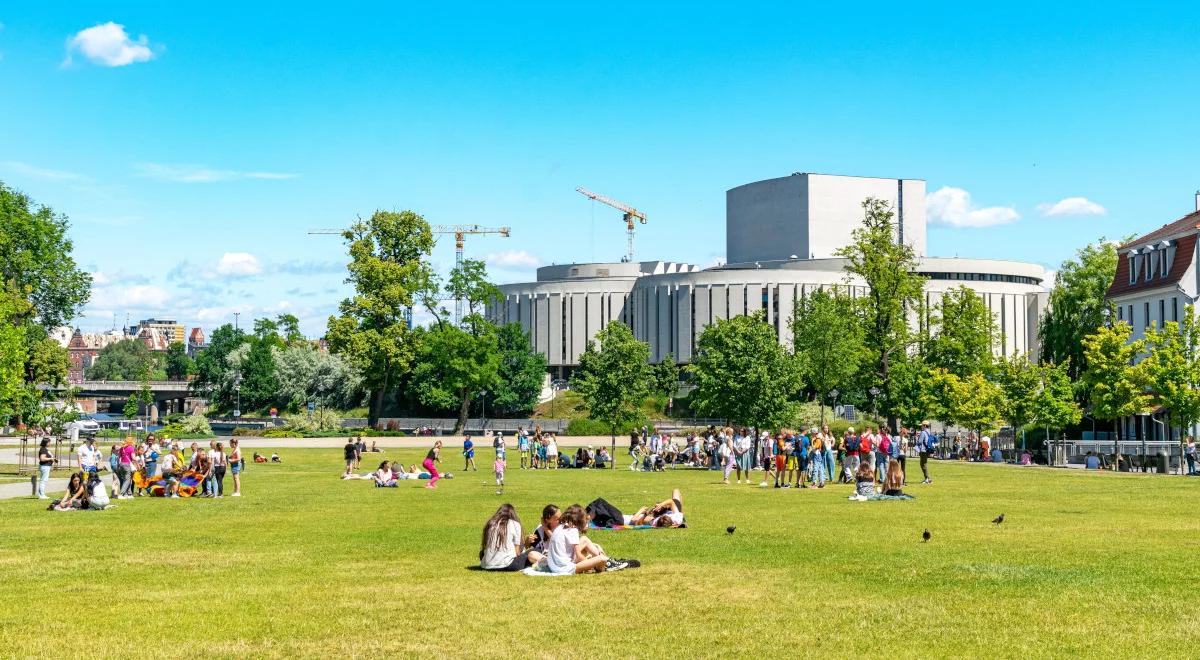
top-left (478, 488), bottom-right (687, 574)
top-left (342, 439), bottom-right (452, 489)
top-left (43, 434), bottom-right (244, 509)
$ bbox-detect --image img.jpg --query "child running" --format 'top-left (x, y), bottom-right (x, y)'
top-left (494, 449), bottom-right (507, 495)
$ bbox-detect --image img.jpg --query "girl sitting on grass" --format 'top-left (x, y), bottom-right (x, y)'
top-left (538, 504), bottom-right (610, 574)
top-left (52, 472), bottom-right (88, 511)
top-left (526, 504), bottom-right (560, 554)
top-left (853, 461), bottom-right (876, 499)
top-left (480, 504), bottom-right (544, 571)
top-left (882, 459), bottom-right (905, 497)
top-left (374, 461), bottom-right (398, 487)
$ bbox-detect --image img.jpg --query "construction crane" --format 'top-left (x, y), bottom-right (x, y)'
top-left (576, 186), bottom-right (646, 263)
top-left (432, 224), bottom-right (511, 323)
top-left (307, 224), bottom-right (511, 324)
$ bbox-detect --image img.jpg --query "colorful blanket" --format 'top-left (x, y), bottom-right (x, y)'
top-left (588, 522), bottom-right (654, 530)
top-left (132, 470), bottom-right (206, 497)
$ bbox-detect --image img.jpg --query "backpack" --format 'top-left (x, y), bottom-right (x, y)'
top-left (846, 436), bottom-right (860, 453)
top-left (879, 436), bottom-right (891, 455)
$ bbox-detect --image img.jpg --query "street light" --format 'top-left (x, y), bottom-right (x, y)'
top-left (868, 386), bottom-right (880, 425)
top-left (825, 388), bottom-right (840, 425)
top-left (233, 372), bottom-right (243, 419)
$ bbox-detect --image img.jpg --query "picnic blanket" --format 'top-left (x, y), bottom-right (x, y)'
top-left (848, 493), bottom-right (915, 501)
top-left (521, 566), bottom-right (573, 577)
top-left (588, 522), bottom-right (653, 531)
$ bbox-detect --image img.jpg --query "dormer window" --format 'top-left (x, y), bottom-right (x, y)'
top-left (1128, 249), bottom-right (1140, 284)
top-left (1144, 245), bottom-right (1156, 279)
top-left (1159, 240), bottom-right (1172, 277)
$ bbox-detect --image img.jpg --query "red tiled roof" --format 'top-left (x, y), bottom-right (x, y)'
top-left (1119, 210), bottom-right (1200, 249)
top-left (1108, 233), bottom-right (1195, 297)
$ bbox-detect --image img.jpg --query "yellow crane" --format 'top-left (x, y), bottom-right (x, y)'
top-left (576, 186), bottom-right (646, 263)
top-left (307, 223), bottom-right (511, 323)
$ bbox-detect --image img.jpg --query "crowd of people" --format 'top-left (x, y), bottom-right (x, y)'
top-left (41, 434), bottom-right (246, 510)
top-left (620, 423), bottom-right (941, 489)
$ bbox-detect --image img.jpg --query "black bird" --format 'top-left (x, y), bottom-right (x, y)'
top-left (922, 529), bottom-right (931, 543)
top-left (992, 513), bottom-right (1005, 525)
top-left (726, 525), bottom-right (736, 535)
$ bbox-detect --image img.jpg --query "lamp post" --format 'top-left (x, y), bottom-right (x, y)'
top-left (233, 372), bottom-right (242, 419)
top-left (826, 388), bottom-right (840, 425)
top-left (868, 386), bottom-right (880, 425)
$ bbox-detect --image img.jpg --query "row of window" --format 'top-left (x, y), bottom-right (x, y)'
top-left (1127, 242), bottom-right (1174, 285)
top-left (921, 272), bottom-right (1041, 285)
top-left (1116, 297), bottom-right (1179, 330)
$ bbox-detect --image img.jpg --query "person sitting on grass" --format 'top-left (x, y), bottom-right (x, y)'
top-left (51, 472), bottom-right (88, 511)
top-left (86, 473), bottom-right (113, 510)
top-left (535, 504), bottom-right (616, 574)
top-left (525, 504), bottom-right (560, 554)
top-left (271, 453), bottom-right (281, 463)
top-left (253, 452), bottom-right (267, 463)
top-left (882, 459), bottom-right (905, 497)
top-left (853, 461), bottom-right (876, 499)
top-left (374, 461), bottom-right (398, 487)
top-left (480, 504), bottom-right (545, 571)
top-left (595, 447), bottom-right (610, 468)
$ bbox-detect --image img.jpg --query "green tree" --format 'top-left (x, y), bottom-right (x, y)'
top-left (689, 313), bottom-right (801, 431)
top-left (123, 393), bottom-right (138, 420)
top-left (239, 335), bottom-right (280, 411)
top-left (791, 288), bottom-right (865, 423)
top-left (1142, 305), bottom-right (1200, 457)
top-left (889, 353), bottom-right (941, 431)
top-left (835, 198), bottom-right (926, 427)
top-left (653, 352), bottom-right (680, 404)
top-left (927, 286), bottom-right (999, 379)
top-left (942, 370), bottom-right (1003, 439)
top-left (1031, 360), bottom-right (1082, 440)
top-left (574, 321), bottom-right (653, 444)
top-left (191, 324), bottom-right (248, 411)
top-left (1039, 239), bottom-right (1119, 382)
top-left (165, 341), bottom-right (194, 380)
top-left (86, 339), bottom-right (165, 380)
top-left (409, 322), bottom-right (501, 432)
top-left (273, 344), bottom-right (366, 412)
top-left (1082, 321), bottom-right (1150, 453)
top-left (326, 210), bottom-right (434, 426)
top-left (0, 182), bottom-right (92, 328)
top-left (997, 353), bottom-right (1041, 449)
top-left (485, 323), bottom-right (547, 417)
top-left (0, 287), bottom-right (30, 424)
top-left (276, 313), bottom-right (305, 345)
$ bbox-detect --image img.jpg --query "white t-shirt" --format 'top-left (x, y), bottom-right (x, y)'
top-left (208, 449), bottom-right (225, 467)
top-left (78, 445), bottom-right (99, 469)
top-left (734, 435), bottom-right (751, 454)
top-left (160, 453), bottom-right (177, 472)
top-left (545, 526), bottom-right (579, 574)
top-left (654, 511), bottom-right (684, 527)
top-left (481, 521), bottom-right (522, 569)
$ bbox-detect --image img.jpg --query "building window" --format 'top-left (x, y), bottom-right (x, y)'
top-left (1146, 249), bottom-right (1156, 279)
top-left (1128, 305), bottom-right (1133, 326)
top-left (1160, 299), bottom-right (1166, 328)
top-left (1128, 253), bottom-right (1138, 284)
top-left (1144, 302), bottom-right (1150, 330)
top-left (1117, 306), bottom-right (1123, 322)
top-left (1173, 297), bottom-right (1179, 322)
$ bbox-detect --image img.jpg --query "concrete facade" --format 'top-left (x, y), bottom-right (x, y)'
top-left (727, 173), bottom-right (926, 264)
top-left (492, 172), bottom-right (1046, 372)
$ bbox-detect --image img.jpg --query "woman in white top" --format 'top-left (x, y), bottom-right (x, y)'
top-left (87, 474), bottom-right (112, 510)
top-left (540, 504), bottom-right (609, 574)
top-left (228, 438), bottom-right (243, 497)
top-left (208, 443), bottom-right (227, 498)
top-left (545, 435), bottom-right (559, 470)
top-left (479, 504), bottom-right (544, 571)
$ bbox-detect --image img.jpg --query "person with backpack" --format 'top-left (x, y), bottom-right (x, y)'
top-left (917, 422), bottom-right (936, 484)
top-left (844, 428), bottom-right (860, 483)
top-left (809, 428), bottom-right (826, 488)
top-left (794, 429), bottom-right (811, 489)
top-left (876, 429), bottom-right (892, 483)
top-left (859, 428), bottom-right (874, 482)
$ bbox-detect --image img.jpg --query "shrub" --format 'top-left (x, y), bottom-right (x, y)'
top-left (178, 413), bottom-right (213, 436)
top-left (282, 409), bottom-right (342, 433)
top-left (565, 417), bottom-right (644, 436)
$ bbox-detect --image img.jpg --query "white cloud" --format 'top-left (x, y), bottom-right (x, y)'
top-left (65, 22), bottom-right (155, 67)
top-left (89, 284), bottom-right (170, 309)
top-left (1, 161), bottom-right (90, 182)
top-left (216, 252), bottom-right (263, 277)
top-left (134, 162), bottom-right (298, 183)
top-left (485, 249), bottom-right (540, 269)
top-left (1037, 197), bottom-right (1107, 217)
top-left (926, 186), bottom-right (1019, 228)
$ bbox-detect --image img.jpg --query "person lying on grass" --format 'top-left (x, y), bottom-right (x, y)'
top-left (534, 504), bottom-right (613, 574)
top-left (628, 488), bottom-right (686, 528)
top-left (480, 504), bottom-right (544, 571)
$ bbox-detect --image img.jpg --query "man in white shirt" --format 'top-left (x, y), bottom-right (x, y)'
top-left (77, 438), bottom-right (100, 475)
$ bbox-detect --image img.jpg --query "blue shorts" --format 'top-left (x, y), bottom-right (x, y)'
top-left (464, 450), bottom-right (475, 458)
top-left (231, 462), bottom-right (242, 475)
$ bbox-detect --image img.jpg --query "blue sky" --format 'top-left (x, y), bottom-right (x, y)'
top-left (1, 3), bottom-right (1198, 336)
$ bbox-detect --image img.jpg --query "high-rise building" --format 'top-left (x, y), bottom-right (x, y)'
top-left (135, 318), bottom-right (185, 344)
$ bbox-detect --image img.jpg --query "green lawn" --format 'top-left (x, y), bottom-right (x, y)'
top-left (2, 450), bottom-right (1198, 658)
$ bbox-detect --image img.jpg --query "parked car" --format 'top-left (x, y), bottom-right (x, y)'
top-left (64, 417), bottom-right (100, 435)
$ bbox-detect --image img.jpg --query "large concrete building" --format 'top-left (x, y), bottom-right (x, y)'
top-left (491, 172), bottom-right (1047, 378)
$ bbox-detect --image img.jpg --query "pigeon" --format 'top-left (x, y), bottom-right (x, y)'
top-left (726, 525), bottom-right (736, 535)
top-left (992, 513), bottom-right (1005, 525)
top-left (922, 529), bottom-right (931, 543)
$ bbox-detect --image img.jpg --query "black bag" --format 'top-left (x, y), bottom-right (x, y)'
top-left (586, 497), bottom-right (625, 529)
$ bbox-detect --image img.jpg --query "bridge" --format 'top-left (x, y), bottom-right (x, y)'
top-left (41, 380), bottom-right (200, 415)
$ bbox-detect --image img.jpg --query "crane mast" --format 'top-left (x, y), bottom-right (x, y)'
top-left (576, 186), bottom-right (646, 262)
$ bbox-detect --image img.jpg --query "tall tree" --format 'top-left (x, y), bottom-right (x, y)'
top-left (239, 336), bottom-right (280, 411)
top-left (0, 287), bottom-right (30, 425)
top-left (926, 286), bottom-right (999, 379)
top-left (889, 353), bottom-right (941, 431)
top-left (1039, 239), bottom-right (1119, 382)
top-left (835, 198), bottom-right (926, 427)
top-left (409, 323), bottom-right (501, 432)
top-left (86, 339), bottom-right (165, 380)
top-left (190, 324), bottom-right (248, 411)
top-left (941, 370), bottom-right (1003, 440)
top-left (791, 288), bottom-right (865, 423)
top-left (0, 182), bottom-right (92, 328)
top-left (326, 210), bottom-right (435, 426)
top-left (997, 353), bottom-right (1041, 450)
top-left (653, 352), bottom-right (680, 401)
top-left (274, 344), bottom-right (366, 412)
top-left (689, 313), bottom-right (801, 431)
top-left (1031, 360), bottom-right (1082, 441)
top-left (1082, 321), bottom-right (1150, 453)
top-left (1142, 305), bottom-right (1200, 454)
top-left (485, 322), bottom-right (547, 417)
top-left (164, 341), bottom-right (194, 380)
top-left (574, 321), bottom-right (652, 443)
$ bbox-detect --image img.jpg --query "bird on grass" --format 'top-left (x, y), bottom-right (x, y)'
top-left (922, 529), bottom-right (931, 543)
top-left (726, 525), bottom-right (736, 535)
top-left (992, 513), bottom-right (1005, 525)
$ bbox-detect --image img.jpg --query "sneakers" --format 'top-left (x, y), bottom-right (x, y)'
top-left (605, 560), bottom-right (630, 572)
top-left (232, 492), bottom-right (241, 497)
top-left (922, 478), bottom-right (932, 484)
top-left (759, 481), bottom-right (768, 488)
top-left (425, 484), bottom-right (436, 489)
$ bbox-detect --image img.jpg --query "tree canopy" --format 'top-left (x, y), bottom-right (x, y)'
top-left (86, 339), bottom-right (165, 381)
top-left (1142, 305), bottom-right (1200, 439)
top-left (689, 313), bottom-right (800, 430)
top-left (1081, 321), bottom-right (1150, 436)
top-left (926, 286), bottom-right (998, 379)
top-left (573, 321), bottom-right (652, 438)
top-left (1039, 239), bottom-right (1118, 382)
top-left (484, 322), bottom-right (547, 418)
top-left (791, 287), bottom-right (864, 421)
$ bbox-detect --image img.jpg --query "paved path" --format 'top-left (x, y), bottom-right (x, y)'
top-left (0, 476), bottom-right (68, 500)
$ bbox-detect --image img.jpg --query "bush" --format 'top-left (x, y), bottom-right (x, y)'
top-left (282, 409), bottom-right (342, 433)
top-left (565, 417), bottom-right (645, 436)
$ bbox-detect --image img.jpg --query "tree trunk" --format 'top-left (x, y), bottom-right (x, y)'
top-left (368, 369), bottom-right (390, 430)
top-left (454, 390), bottom-right (471, 435)
top-left (819, 402), bottom-right (825, 426)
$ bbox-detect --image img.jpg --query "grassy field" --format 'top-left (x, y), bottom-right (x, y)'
top-left (1, 449), bottom-right (1198, 658)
